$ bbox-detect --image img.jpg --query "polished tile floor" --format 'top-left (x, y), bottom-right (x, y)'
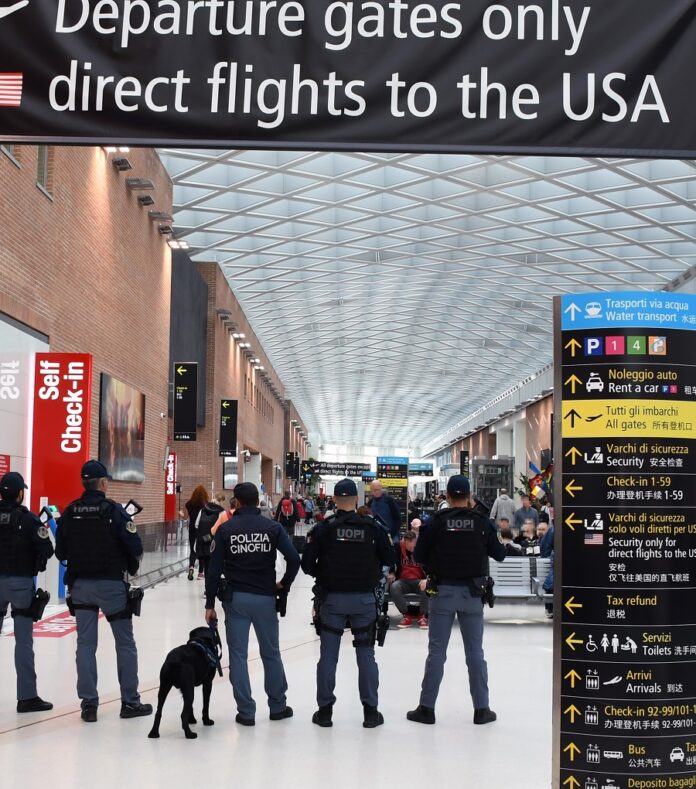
top-left (1, 572), bottom-right (552, 788)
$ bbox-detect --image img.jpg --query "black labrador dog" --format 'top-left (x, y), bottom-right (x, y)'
top-left (148, 625), bottom-right (223, 739)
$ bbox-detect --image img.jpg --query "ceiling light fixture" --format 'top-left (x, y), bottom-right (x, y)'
top-left (126, 177), bottom-right (155, 190)
top-left (148, 210), bottom-right (173, 222)
top-left (112, 157), bottom-right (132, 172)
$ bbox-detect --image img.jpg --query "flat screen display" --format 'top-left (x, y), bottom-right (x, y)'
top-left (98, 374), bottom-right (145, 483)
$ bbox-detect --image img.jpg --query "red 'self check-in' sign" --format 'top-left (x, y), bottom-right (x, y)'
top-left (164, 450), bottom-right (177, 521)
top-left (31, 353), bottom-right (92, 512)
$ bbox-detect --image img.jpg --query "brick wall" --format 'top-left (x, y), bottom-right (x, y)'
top-left (174, 263), bottom-right (306, 506)
top-left (0, 145), bottom-right (172, 520)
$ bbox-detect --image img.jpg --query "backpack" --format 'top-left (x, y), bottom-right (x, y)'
top-left (281, 498), bottom-right (294, 519)
top-left (196, 503), bottom-right (223, 557)
top-left (296, 501), bottom-right (306, 519)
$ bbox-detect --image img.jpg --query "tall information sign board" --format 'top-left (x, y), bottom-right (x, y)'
top-left (173, 363), bottom-right (197, 441)
top-left (554, 291), bottom-right (696, 789)
top-left (377, 456), bottom-right (409, 526)
top-left (219, 399), bottom-right (238, 457)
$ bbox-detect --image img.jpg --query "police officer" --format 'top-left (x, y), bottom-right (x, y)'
top-left (301, 478), bottom-right (394, 729)
top-left (0, 472), bottom-right (54, 713)
top-left (407, 475), bottom-right (505, 726)
top-left (205, 482), bottom-right (300, 726)
top-left (55, 460), bottom-right (152, 723)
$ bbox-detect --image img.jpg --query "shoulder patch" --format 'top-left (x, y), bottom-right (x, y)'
top-left (37, 526), bottom-right (50, 540)
top-left (126, 521), bottom-right (137, 534)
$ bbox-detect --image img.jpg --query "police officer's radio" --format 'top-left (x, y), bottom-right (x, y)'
top-left (124, 500), bottom-right (144, 616)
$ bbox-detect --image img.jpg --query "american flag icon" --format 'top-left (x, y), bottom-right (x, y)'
top-left (584, 532), bottom-right (604, 546)
top-left (0, 73), bottom-right (23, 107)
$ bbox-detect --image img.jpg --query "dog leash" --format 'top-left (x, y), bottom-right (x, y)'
top-left (187, 621), bottom-right (223, 677)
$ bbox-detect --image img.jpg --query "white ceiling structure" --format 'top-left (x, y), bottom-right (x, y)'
top-left (158, 150), bottom-right (696, 452)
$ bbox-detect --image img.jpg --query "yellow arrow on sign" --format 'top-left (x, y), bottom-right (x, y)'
top-left (563, 776), bottom-right (580, 789)
top-left (222, 401), bottom-right (229, 408)
top-left (565, 479), bottom-right (583, 498)
top-left (564, 338), bottom-right (582, 357)
top-left (564, 669), bottom-right (582, 688)
top-left (176, 365), bottom-right (187, 375)
top-left (565, 632), bottom-right (584, 651)
top-left (564, 374), bottom-right (583, 394)
top-left (564, 513), bottom-right (582, 531)
top-left (564, 446), bottom-right (582, 466)
top-left (564, 596), bottom-right (583, 615)
top-left (563, 742), bottom-right (581, 762)
top-left (564, 704), bottom-right (581, 723)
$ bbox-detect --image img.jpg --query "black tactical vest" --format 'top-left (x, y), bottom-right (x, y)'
top-left (60, 498), bottom-right (128, 580)
top-left (317, 512), bottom-right (382, 593)
top-left (428, 507), bottom-right (489, 582)
top-left (0, 503), bottom-right (36, 576)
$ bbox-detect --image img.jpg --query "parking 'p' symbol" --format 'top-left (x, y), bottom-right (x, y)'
top-left (584, 337), bottom-right (603, 356)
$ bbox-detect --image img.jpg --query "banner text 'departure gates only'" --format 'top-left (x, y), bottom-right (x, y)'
top-left (0, 0), bottom-right (695, 154)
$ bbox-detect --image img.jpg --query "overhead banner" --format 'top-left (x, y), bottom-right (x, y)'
top-left (0, 2), bottom-right (695, 156)
top-left (311, 461), bottom-right (372, 477)
top-left (31, 352), bottom-right (93, 512)
top-left (553, 291), bottom-right (696, 789)
top-left (219, 398), bottom-right (238, 457)
top-left (173, 362), bottom-right (197, 441)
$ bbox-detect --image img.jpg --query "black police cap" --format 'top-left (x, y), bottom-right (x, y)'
top-left (0, 471), bottom-right (28, 495)
top-left (446, 475), bottom-right (471, 497)
top-left (334, 478), bottom-right (358, 497)
top-left (81, 460), bottom-right (112, 480)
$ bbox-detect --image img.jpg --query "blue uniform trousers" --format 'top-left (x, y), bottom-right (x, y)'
top-left (419, 584), bottom-right (489, 709)
top-left (0, 575), bottom-right (38, 701)
top-left (71, 578), bottom-right (140, 709)
top-left (222, 591), bottom-right (288, 718)
top-left (317, 592), bottom-right (378, 708)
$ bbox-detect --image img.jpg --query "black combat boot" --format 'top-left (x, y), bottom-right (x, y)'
top-left (120, 702), bottom-right (153, 719)
top-left (473, 707), bottom-right (497, 725)
top-left (312, 705), bottom-right (333, 728)
top-left (81, 706), bottom-right (98, 723)
top-left (362, 704), bottom-right (384, 728)
top-left (17, 697), bottom-right (53, 713)
top-left (406, 705), bottom-right (435, 724)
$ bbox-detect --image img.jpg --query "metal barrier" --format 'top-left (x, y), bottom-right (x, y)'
top-left (134, 519), bottom-right (190, 588)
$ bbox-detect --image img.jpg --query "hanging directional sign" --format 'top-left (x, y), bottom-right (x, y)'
top-left (285, 451), bottom-right (296, 480)
top-left (301, 460), bottom-right (313, 483)
top-left (218, 399), bottom-right (238, 457)
top-left (409, 462), bottom-right (434, 477)
top-left (308, 461), bottom-right (371, 477)
top-left (459, 450), bottom-right (470, 477)
top-left (173, 362), bottom-right (197, 441)
top-left (553, 291), bottom-right (696, 789)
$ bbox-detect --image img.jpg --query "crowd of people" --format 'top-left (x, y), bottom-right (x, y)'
top-left (180, 481), bottom-right (554, 621)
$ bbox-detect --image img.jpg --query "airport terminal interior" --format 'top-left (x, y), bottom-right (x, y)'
top-left (1, 144), bottom-right (696, 788)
